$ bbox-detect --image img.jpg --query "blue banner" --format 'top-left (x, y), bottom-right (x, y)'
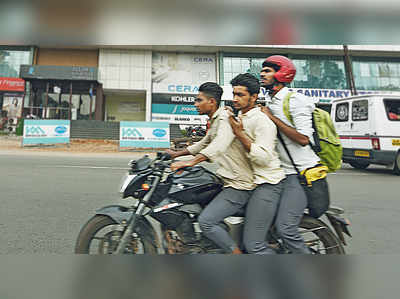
top-left (23, 120), bottom-right (70, 146)
top-left (120, 121), bottom-right (170, 149)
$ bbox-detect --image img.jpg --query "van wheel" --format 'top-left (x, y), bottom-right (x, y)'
top-left (394, 152), bottom-right (400, 175)
top-left (349, 161), bottom-right (370, 169)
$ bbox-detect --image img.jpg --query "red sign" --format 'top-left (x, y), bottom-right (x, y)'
top-left (0, 77), bottom-right (25, 92)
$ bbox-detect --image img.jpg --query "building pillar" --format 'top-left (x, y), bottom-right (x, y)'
top-left (95, 83), bottom-right (104, 121)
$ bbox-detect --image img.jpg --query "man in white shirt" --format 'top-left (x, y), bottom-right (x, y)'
top-left (228, 73), bottom-right (286, 254)
top-left (259, 55), bottom-right (322, 254)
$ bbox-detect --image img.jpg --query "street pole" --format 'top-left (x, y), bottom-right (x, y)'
top-left (343, 45), bottom-right (357, 96)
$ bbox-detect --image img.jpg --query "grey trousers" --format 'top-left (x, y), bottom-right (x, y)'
top-left (275, 174), bottom-right (311, 254)
top-left (198, 187), bottom-right (251, 253)
top-left (243, 181), bottom-right (284, 254)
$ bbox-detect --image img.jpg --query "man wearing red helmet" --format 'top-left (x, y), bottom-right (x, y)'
top-left (260, 55), bottom-right (321, 254)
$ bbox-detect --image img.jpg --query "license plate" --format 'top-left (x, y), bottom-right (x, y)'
top-left (392, 139), bottom-right (400, 146)
top-left (354, 150), bottom-right (370, 157)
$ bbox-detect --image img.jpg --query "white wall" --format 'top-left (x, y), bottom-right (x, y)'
top-left (98, 49), bottom-right (152, 120)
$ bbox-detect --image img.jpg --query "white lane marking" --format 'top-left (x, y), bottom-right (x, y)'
top-left (54, 165), bottom-right (128, 170)
top-left (329, 172), bottom-right (370, 176)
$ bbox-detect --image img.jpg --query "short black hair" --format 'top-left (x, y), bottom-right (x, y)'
top-left (230, 73), bottom-right (260, 95)
top-left (199, 82), bottom-right (223, 106)
top-left (262, 61), bottom-right (280, 72)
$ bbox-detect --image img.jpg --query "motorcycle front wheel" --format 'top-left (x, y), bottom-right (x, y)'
top-left (75, 215), bottom-right (157, 254)
top-left (299, 216), bottom-right (345, 254)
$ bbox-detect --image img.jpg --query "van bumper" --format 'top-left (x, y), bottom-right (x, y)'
top-left (343, 148), bottom-right (397, 165)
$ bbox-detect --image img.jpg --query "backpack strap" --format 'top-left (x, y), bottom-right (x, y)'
top-left (277, 130), bottom-right (301, 175)
top-left (282, 91), bottom-right (321, 153)
top-left (282, 92), bottom-right (295, 125)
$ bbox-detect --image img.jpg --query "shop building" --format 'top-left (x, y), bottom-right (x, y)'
top-left (3, 44), bottom-right (400, 127)
top-left (20, 48), bottom-right (104, 121)
top-left (0, 46), bottom-right (34, 131)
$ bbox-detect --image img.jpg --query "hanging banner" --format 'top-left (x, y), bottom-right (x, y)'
top-left (120, 121), bottom-right (170, 148)
top-left (23, 120), bottom-right (70, 146)
top-left (152, 52), bottom-right (216, 94)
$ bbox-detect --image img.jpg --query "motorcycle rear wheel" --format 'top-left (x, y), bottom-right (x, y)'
top-left (299, 216), bottom-right (345, 254)
top-left (75, 215), bottom-right (157, 254)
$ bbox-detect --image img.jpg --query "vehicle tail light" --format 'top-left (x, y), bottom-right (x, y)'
top-left (371, 138), bottom-right (380, 150)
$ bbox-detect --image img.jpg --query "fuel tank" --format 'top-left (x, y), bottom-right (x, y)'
top-left (168, 166), bottom-right (223, 205)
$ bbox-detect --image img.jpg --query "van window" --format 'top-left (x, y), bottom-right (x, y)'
top-left (335, 102), bottom-right (349, 122)
top-left (352, 100), bottom-right (368, 121)
top-left (384, 99), bottom-right (400, 121)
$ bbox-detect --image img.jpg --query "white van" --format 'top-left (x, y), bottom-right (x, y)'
top-left (331, 94), bottom-right (400, 174)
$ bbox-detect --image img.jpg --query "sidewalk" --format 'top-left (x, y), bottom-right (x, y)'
top-left (0, 136), bottom-right (157, 157)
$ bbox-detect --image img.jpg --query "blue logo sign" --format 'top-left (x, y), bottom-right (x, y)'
top-left (55, 126), bottom-right (67, 134)
top-left (153, 129), bottom-right (167, 137)
top-left (26, 126), bottom-right (45, 135)
top-left (122, 128), bottom-right (143, 137)
top-left (28, 67), bottom-right (35, 75)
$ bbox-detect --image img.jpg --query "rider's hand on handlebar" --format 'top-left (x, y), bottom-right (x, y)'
top-left (164, 149), bottom-right (178, 159)
top-left (170, 160), bottom-right (193, 171)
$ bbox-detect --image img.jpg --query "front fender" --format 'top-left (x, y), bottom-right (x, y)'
top-left (96, 205), bottom-right (133, 224)
top-left (95, 205), bottom-right (160, 251)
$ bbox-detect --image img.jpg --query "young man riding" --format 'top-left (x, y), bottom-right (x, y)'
top-left (227, 73), bottom-right (286, 254)
top-left (167, 82), bottom-right (255, 254)
top-left (259, 55), bottom-right (323, 253)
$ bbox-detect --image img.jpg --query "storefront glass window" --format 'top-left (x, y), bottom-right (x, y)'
top-left (352, 60), bottom-right (400, 91)
top-left (0, 49), bottom-right (31, 78)
top-left (30, 90), bottom-right (96, 120)
top-left (222, 55), bottom-right (347, 90)
top-left (222, 57), bottom-right (265, 85)
top-left (290, 56), bottom-right (347, 89)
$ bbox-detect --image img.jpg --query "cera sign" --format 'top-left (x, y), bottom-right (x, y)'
top-left (0, 77), bottom-right (25, 92)
top-left (152, 52), bottom-right (216, 94)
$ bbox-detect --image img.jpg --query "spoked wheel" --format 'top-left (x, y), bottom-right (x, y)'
top-left (75, 215), bottom-right (157, 254)
top-left (299, 216), bottom-right (345, 254)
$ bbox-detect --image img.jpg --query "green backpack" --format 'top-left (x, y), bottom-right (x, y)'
top-left (283, 92), bottom-right (343, 172)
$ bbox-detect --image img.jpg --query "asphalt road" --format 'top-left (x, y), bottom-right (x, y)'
top-left (0, 151), bottom-right (399, 254)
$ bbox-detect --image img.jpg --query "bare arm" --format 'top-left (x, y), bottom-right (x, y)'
top-left (165, 148), bottom-right (191, 159)
top-left (170, 154), bottom-right (208, 171)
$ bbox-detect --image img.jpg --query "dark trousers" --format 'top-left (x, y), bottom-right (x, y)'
top-left (243, 181), bottom-right (283, 254)
top-left (275, 175), bottom-right (311, 254)
top-left (198, 187), bottom-right (251, 253)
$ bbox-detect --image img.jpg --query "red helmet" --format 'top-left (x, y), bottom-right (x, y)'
top-left (263, 55), bottom-right (296, 83)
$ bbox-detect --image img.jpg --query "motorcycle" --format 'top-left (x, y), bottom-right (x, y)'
top-left (75, 152), bottom-right (352, 254)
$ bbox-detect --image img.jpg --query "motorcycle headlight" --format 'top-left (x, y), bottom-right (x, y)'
top-left (119, 173), bottom-right (137, 198)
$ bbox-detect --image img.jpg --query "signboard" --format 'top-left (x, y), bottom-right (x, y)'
top-left (222, 86), bottom-right (385, 104)
top-left (152, 52), bottom-right (216, 94)
top-left (0, 77), bottom-right (25, 92)
top-left (151, 93), bottom-right (208, 125)
top-left (120, 121), bottom-right (170, 148)
top-left (20, 65), bottom-right (98, 81)
top-left (23, 120), bottom-right (70, 146)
